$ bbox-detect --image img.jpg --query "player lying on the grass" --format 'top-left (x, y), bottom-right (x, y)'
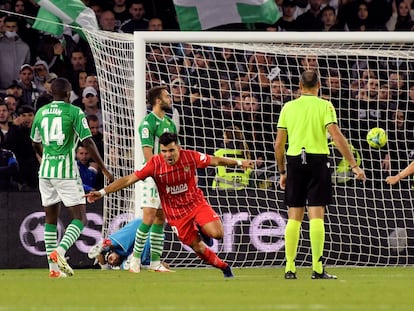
top-left (88, 218), bottom-right (169, 270)
top-left (86, 132), bottom-right (255, 278)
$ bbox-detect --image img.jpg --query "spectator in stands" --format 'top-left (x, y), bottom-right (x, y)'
top-left (68, 49), bottom-right (95, 94)
top-left (0, 100), bottom-right (37, 190)
top-left (82, 86), bottom-right (102, 131)
top-left (73, 70), bottom-right (88, 99)
top-left (89, 0), bottom-right (104, 20)
top-left (5, 81), bottom-right (25, 107)
top-left (386, 0), bottom-right (414, 31)
top-left (148, 17), bottom-right (163, 31)
top-left (36, 35), bottom-right (71, 79)
top-left (345, 1), bottom-right (378, 31)
top-left (87, 114), bottom-right (104, 158)
top-left (213, 47), bottom-right (247, 82)
top-left (4, 94), bottom-right (18, 122)
top-left (242, 52), bottom-right (276, 98)
top-left (272, 0), bottom-right (298, 31)
top-left (17, 64), bottom-right (40, 107)
top-left (319, 5), bottom-right (344, 30)
top-left (233, 93), bottom-right (266, 169)
top-left (32, 59), bottom-right (49, 93)
top-left (0, 103), bottom-right (19, 192)
top-left (12, 104), bottom-right (39, 190)
top-left (388, 71), bottom-right (407, 102)
top-left (99, 10), bottom-right (117, 32)
top-left (213, 78), bottom-right (233, 110)
top-left (170, 78), bottom-right (190, 118)
top-left (76, 143), bottom-right (98, 193)
top-left (295, 0), bottom-right (324, 31)
top-left (348, 74), bottom-right (389, 186)
top-left (0, 145), bottom-right (19, 192)
top-left (11, 0), bottom-right (39, 63)
top-left (113, 0), bottom-right (131, 31)
top-left (212, 125), bottom-right (252, 190)
top-left (69, 48), bottom-right (89, 76)
top-left (35, 72), bottom-right (57, 110)
top-left (0, 15), bottom-right (31, 91)
top-left (186, 48), bottom-right (220, 99)
top-left (85, 74), bottom-right (99, 93)
top-left (265, 78), bottom-right (292, 110)
top-left (0, 11), bottom-right (6, 34)
top-left (120, 0), bottom-right (148, 33)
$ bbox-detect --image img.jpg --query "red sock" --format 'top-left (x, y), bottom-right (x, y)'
top-left (197, 247), bottom-right (228, 269)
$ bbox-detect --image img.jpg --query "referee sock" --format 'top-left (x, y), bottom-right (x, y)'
top-left (150, 223), bottom-right (164, 263)
top-left (310, 218), bottom-right (325, 274)
top-left (284, 219), bottom-right (301, 273)
top-left (44, 223), bottom-right (58, 271)
top-left (133, 223), bottom-right (151, 258)
top-left (58, 219), bottom-right (84, 256)
top-left (197, 247), bottom-right (228, 270)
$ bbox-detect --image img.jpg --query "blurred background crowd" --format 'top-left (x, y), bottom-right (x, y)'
top-left (0, 0), bottom-right (413, 193)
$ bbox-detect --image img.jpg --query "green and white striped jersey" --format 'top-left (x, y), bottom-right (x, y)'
top-left (30, 101), bottom-right (92, 179)
top-left (138, 112), bottom-right (177, 162)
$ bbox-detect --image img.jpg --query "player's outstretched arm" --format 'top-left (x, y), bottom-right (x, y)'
top-left (209, 156), bottom-right (254, 170)
top-left (85, 172), bottom-right (139, 203)
top-left (386, 161), bottom-right (414, 185)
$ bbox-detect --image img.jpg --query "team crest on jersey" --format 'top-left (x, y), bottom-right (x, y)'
top-left (142, 128), bottom-right (149, 139)
top-left (184, 166), bottom-right (190, 172)
top-left (82, 118), bottom-right (89, 129)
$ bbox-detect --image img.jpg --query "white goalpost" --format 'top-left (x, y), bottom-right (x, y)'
top-left (84, 30), bottom-right (414, 268)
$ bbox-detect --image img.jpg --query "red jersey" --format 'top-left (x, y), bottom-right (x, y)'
top-left (135, 149), bottom-right (212, 221)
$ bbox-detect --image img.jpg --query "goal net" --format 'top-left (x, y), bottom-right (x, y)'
top-left (84, 30), bottom-right (414, 268)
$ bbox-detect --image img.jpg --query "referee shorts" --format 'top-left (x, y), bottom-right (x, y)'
top-left (285, 154), bottom-right (332, 207)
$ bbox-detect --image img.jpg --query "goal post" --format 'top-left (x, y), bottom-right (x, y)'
top-left (85, 30), bottom-right (414, 267)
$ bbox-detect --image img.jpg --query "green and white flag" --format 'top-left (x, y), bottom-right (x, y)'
top-left (173, 0), bottom-right (280, 31)
top-left (33, 0), bottom-right (98, 36)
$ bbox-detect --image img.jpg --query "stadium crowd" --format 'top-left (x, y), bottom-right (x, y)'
top-left (0, 0), bottom-right (414, 192)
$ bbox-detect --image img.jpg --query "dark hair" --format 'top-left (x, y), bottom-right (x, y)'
top-left (147, 85), bottom-right (167, 107)
top-left (4, 16), bottom-right (18, 24)
top-left (86, 114), bottom-right (99, 123)
top-left (159, 132), bottom-right (178, 146)
top-left (17, 104), bottom-right (35, 115)
top-left (51, 78), bottom-right (72, 100)
top-left (300, 70), bottom-right (319, 88)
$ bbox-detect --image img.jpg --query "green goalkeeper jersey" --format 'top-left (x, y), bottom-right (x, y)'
top-left (30, 101), bottom-right (92, 179)
top-left (138, 111), bottom-right (177, 162)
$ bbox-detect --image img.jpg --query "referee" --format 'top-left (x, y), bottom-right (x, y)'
top-left (275, 70), bottom-right (366, 280)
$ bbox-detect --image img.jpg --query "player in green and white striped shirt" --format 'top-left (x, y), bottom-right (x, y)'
top-left (129, 85), bottom-right (177, 273)
top-left (31, 78), bottom-right (113, 278)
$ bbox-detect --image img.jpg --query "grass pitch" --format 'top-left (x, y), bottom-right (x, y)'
top-left (0, 267), bottom-right (412, 310)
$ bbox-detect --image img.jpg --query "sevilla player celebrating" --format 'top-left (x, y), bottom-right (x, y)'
top-left (86, 132), bottom-right (254, 278)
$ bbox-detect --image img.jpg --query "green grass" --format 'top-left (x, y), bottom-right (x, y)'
top-left (0, 267), bottom-right (412, 310)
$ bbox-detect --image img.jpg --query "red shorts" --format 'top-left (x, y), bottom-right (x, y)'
top-left (168, 203), bottom-right (220, 246)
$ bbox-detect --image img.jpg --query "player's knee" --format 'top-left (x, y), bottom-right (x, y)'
top-left (210, 228), bottom-right (224, 239)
